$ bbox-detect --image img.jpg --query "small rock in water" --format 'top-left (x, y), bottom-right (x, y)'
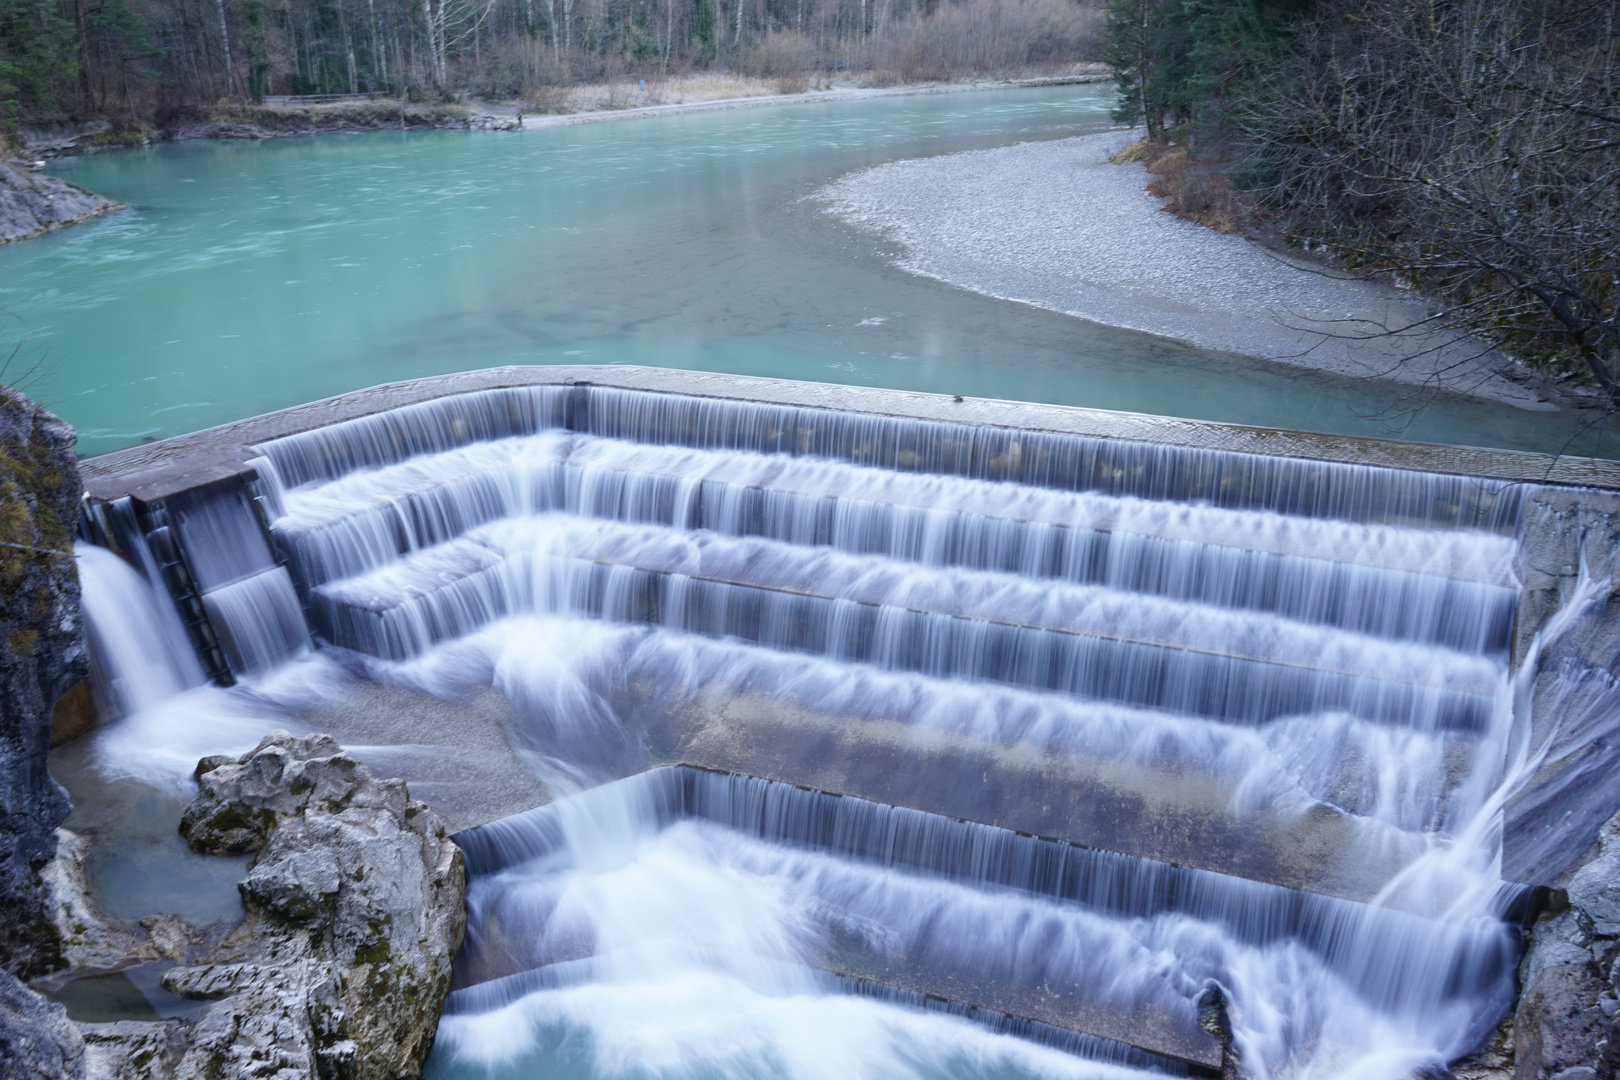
top-left (86, 730), bottom-right (469, 1080)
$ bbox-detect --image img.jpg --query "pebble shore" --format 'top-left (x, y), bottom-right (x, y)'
top-left (820, 130), bottom-right (1554, 411)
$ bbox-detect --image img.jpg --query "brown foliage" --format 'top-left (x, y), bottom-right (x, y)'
top-left (1134, 138), bottom-right (1251, 235)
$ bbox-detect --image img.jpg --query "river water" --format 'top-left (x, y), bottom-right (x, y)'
top-left (4, 84), bottom-right (1609, 459)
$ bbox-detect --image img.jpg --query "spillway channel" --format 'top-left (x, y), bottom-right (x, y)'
top-left (66, 368), bottom-right (1620, 1080)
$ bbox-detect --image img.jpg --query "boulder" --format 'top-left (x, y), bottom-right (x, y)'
top-left (182, 734), bottom-right (392, 856)
top-left (78, 1020), bottom-right (186, 1080)
top-left (156, 731), bottom-right (465, 1080)
top-left (1504, 812), bottom-right (1620, 1080)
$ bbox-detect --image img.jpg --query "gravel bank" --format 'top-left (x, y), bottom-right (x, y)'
top-left (820, 130), bottom-right (1555, 411)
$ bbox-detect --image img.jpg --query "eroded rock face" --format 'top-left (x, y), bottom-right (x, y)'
top-left (0, 389), bottom-right (87, 979)
top-left (0, 159), bottom-right (121, 244)
top-left (160, 731), bottom-right (465, 1080)
top-left (0, 967), bottom-right (85, 1079)
top-left (1510, 812), bottom-right (1620, 1080)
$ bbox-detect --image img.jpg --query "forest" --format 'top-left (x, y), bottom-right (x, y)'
top-left (0, 0), bottom-right (1096, 128)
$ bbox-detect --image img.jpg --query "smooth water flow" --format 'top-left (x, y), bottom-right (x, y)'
top-left (69, 382), bottom-right (1578, 1080)
top-left (6, 86), bottom-right (1611, 458)
top-left (76, 543), bottom-right (204, 716)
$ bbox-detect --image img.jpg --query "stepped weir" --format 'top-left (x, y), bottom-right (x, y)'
top-left (71, 367), bottom-right (1620, 1079)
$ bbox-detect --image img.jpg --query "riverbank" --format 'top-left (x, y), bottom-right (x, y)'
top-left (21, 101), bottom-right (517, 159)
top-left (819, 129), bottom-right (1560, 412)
top-left (513, 70), bottom-right (1111, 129)
top-left (19, 69), bottom-right (1108, 158)
top-left (0, 158), bottom-right (121, 244)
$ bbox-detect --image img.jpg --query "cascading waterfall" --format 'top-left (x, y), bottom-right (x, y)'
top-left (442, 767), bottom-right (1519, 1079)
top-left (76, 542), bottom-right (205, 716)
top-left (77, 383), bottom-right (1564, 1080)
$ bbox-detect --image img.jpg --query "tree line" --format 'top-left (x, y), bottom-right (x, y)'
top-left (0, 0), bottom-right (1096, 130)
top-left (1104, 0), bottom-right (1620, 409)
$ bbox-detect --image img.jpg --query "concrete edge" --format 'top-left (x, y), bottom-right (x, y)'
top-left (79, 366), bottom-right (1620, 500)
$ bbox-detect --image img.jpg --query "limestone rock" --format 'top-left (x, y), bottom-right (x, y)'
top-left (41, 829), bottom-right (159, 974)
top-left (181, 733), bottom-right (400, 856)
top-left (0, 389), bottom-right (88, 978)
top-left (0, 967), bottom-right (85, 1080)
top-left (155, 731), bottom-right (466, 1080)
top-left (1509, 811), bottom-right (1620, 1079)
top-left (0, 159), bottom-right (121, 244)
top-left (79, 1020), bottom-right (187, 1080)
top-left (162, 960), bottom-right (347, 1080)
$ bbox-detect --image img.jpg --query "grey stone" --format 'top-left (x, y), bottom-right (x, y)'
top-left (0, 159), bottom-right (120, 244)
top-left (1514, 963), bottom-right (1608, 1080)
top-left (0, 967), bottom-right (85, 1080)
top-left (78, 1020), bottom-right (186, 1080)
top-left (1502, 487), bottom-right (1620, 888)
top-left (40, 829), bottom-right (159, 976)
top-left (0, 389), bottom-right (88, 978)
top-left (180, 732), bottom-right (399, 856)
top-left (1507, 812), bottom-right (1620, 1080)
top-left (126, 731), bottom-right (470, 1080)
top-left (159, 959), bottom-right (344, 1080)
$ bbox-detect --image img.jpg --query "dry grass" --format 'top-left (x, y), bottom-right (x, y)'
top-left (1137, 139), bottom-right (1253, 235)
top-left (1108, 137), bottom-right (1151, 164)
top-left (521, 73), bottom-right (809, 114)
top-left (519, 61), bottom-right (1101, 115)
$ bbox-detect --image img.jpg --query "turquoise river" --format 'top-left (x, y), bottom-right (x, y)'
top-left (3, 83), bottom-right (1612, 458)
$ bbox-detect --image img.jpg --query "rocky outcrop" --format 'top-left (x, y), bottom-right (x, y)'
top-left (0, 159), bottom-right (121, 244)
top-left (1502, 485), bottom-right (1620, 896)
top-left (114, 731), bottom-right (468, 1080)
top-left (0, 967), bottom-right (85, 1079)
top-left (1505, 811), bottom-right (1620, 1080)
top-left (0, 389), bottom-right (87, 978)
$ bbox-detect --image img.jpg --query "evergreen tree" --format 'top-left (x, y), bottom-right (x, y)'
top-left (0, 0), bottom-right (76, 129)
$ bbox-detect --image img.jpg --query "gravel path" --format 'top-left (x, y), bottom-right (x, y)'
top-left (819, 130), bottom-right (1554, 411)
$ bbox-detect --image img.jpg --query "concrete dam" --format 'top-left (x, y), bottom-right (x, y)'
top-left (70, 367), bottom-right (1620, 1079)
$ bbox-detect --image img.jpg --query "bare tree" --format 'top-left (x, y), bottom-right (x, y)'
top-left (1235, 0), bottom-right (1620, 405)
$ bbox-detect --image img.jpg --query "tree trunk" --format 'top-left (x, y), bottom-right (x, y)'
top-left (422, 0), bottom-right (446, 89)
top-left (339, 0), bottom-right (359, 93)
top-left (367, 0), bottom-right (386, 89)
top-left (215, 0), bottom-right (234, 94)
